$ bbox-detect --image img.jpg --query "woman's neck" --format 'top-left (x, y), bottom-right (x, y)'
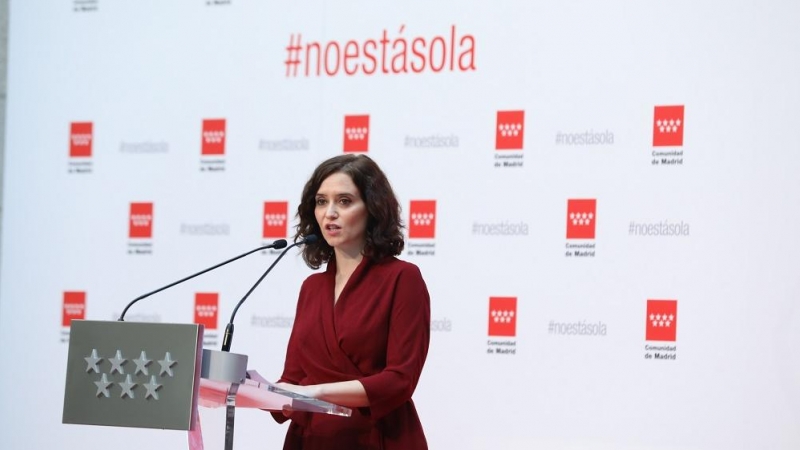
top-left (334, 248), bottom-right (364, 279)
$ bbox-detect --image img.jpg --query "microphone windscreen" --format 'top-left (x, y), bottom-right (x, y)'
top-left (303, 235), bottom-right (319, 245)
top-left (273, 239), bottom-right (288, 249)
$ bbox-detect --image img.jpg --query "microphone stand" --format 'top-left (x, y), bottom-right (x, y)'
top-left (221, 235), bottom-right (318, 352)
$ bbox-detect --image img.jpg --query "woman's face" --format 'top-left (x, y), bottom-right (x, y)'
top-left (314, 172), bottom-right (369, 256)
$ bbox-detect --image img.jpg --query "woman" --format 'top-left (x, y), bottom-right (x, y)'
top-left (273, 154), bottom-right (431, 449)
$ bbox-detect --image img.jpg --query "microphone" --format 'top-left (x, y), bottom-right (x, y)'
top-left (117, 239), bottom-right (289, 321)
top-left (221, 235), bottom-right (318, 352)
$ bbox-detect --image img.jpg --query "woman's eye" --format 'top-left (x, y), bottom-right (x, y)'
top-left (315, 198), bottom-right (326, 206)
top-left (339, 198), bottom-right (351, 205)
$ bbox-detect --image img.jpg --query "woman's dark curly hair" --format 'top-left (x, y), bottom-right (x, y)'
top-left (295, 154), bottom-right (405, 269)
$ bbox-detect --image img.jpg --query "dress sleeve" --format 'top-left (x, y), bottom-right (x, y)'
top-left (358, 264), bottom-right (431, 421)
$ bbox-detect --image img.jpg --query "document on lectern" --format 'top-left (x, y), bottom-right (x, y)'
top-left (198, 370), bottom-right (351, 417)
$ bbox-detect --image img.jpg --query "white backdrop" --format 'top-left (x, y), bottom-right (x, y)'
top-left (2, 0), bottom-right (800, 449)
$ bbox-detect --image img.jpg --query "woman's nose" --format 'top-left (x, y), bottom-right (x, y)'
top-left (325, 204), bottom-right (338, 218)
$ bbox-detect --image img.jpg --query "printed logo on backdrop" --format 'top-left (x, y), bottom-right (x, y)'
top-left (119, 139), bottom-right (169, 155)
top-left (180, 221), bottom-right (230, 237)
top-left (194, 293), bottom-right (219, 347)
top-left (251, 314), bottom-right (295, 329)
top-left (472, 219), bottom-right (529, 237)
top-left (201, 119), bottom-right (226, 172)
top-left (487, 297), bottom-right (517, 355)
top-left (628, 219), bottom-right (690, 238)
top-left (68, 122), bottom-right (94, 174)
top-left (555, 129), bottom-right (614, 146)
top-left (404, 133), bottom-right (459, 149)
top-left (494, 110), bottom-right (525, 168)
top-left (644, 299), bottom-right (678, 361)
top-left (205, 0), bottom-right (231, 6)
top-left (263, 201), bottom-right (289, 254)
top-left (258, 128), bottom-right (310, 152)
top-left (547, 318), bottom-right (607, 338)
top-left (61, 291), bottom-right (86, 343)
top-left (652, 105), bottom-right (685, 166)
top-left (565, 199), bottom-right (596, 258)
top-left (128, 202), bottom-right (154, 255)
top-left (406, 200), bottom-right (436, 257)
top-left (284, 25), bottom-right (476, 78)
top-left (73, 0), bottom-right (98, 13)
top-left (430, 317), bottom-right (452, 333)
top-left (343, 115), bottom-right (370, 153)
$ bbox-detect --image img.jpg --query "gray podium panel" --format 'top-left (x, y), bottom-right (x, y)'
top-left (63, 320), bottom-right (203, 430)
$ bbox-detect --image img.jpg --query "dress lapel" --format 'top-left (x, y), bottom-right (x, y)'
top-left (320, 257), bottom-right (372, 376)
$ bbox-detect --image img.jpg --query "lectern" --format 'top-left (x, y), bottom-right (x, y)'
top-left (63, 320), bottom-right (351, 449)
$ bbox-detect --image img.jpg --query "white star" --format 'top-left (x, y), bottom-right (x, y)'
top-left (119, 374), bottom-right (137, 399)
top-left (144, 375), bottom-right (162, 400)
top-left (158, 352), bottom-right (177, 377)
top-left (84, 349), bottom-right (103, 373)
top-left (133, 351), bottom-right (151, 376)
top-left (94, 373), bottom-right (112, 398)
top-left (109, 350), bottom-right (127, 375)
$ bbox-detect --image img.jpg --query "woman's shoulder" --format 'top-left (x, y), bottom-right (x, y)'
top-left (373, 256), bottom-right (423, 277)
top-left (300, 269), bottom-right (329, 288)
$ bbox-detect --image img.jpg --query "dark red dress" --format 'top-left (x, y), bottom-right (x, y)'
top-left (274, 256), bottom-right (431, 450)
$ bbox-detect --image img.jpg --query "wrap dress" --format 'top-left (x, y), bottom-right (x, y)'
top-left (274, 256), bottom-right (431, 450)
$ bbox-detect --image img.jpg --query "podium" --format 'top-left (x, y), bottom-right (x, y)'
top-left (63, 320), bottom-right (351, 448)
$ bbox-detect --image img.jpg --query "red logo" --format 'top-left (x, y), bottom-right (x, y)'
top-left (201, 119), bottom-right (226, 155)
top-left (343, 115), bottom-right (369, 153)
top-left (69, 122), bottom-right (93, 158)
top-left (194, 293), bottom-right (219, 330)
top-left (408, 200), bottom-right (436, 239)
top-left (129, 202), bottom-right (154, 239)
top-left (653, 105), bottom-right (684, 147)
top-left (495, 110), bottom-right (525, 150)
top-left (62, 291), bottom-right (86, 327)
top-left (566, 199), bottom-right (596, 239)
top-left (263, 201), bottom-right (289, 238)
top-left (488, 297), bottom-right (517, 337)
top-left (645, 299), bottom-right (678, 342)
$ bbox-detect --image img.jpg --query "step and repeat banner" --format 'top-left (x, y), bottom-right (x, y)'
top-left (2, 0), bottom-right (800, 449)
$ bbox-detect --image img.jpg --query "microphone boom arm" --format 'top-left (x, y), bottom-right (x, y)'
top-left (117, 240), bottom-right (288, 321)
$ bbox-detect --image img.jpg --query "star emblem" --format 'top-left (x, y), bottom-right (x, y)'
top-left (84, 349), bottom-right (103, 373)
top-left (94, 373), bottom-right (112, 398)
top-left (109, 350), bottom-right (127, 375)
top-left (158, 352), bottom-right (177, 377)
top-left (133, 350), bottom-right (151, 376)
top-left (144, 375), bottom-right (162, 400)
top-left (119, 374), bottom-right (137, 399)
